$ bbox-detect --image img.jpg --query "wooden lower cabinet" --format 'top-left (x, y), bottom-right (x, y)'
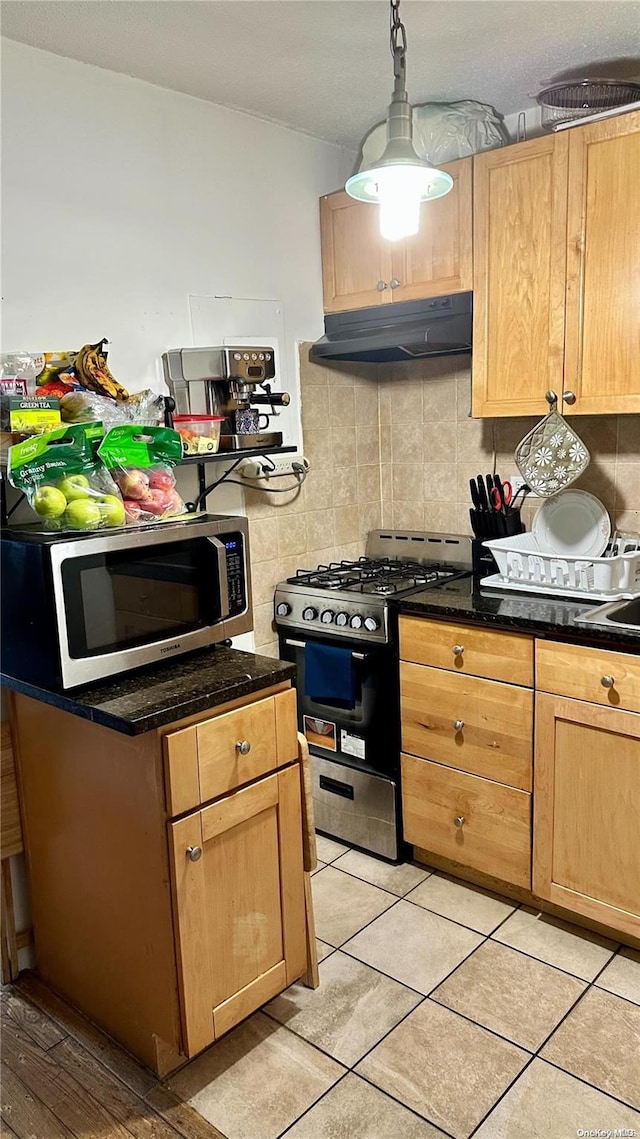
top-left (170, 765), bottom-right (306, 1056)
top-left (402, 753), bottom-right (532, 888)
top-left (534, 693), bottom-right (640, 939)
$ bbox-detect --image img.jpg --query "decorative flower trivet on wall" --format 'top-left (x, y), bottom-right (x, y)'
top-left (515, 391), bottom-right (590, 497)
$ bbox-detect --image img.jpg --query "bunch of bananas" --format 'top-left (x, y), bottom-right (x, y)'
top-left (75, 339), bottom-right (129, 401)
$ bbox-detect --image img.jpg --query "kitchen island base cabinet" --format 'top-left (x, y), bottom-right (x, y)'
top-left (534, 693), bottom-right (640, 941)
top-left (10, 681), bottom-right (307, 1075)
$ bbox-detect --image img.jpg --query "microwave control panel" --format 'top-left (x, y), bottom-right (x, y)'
top-left (223, 533), bottom-right (247, 615)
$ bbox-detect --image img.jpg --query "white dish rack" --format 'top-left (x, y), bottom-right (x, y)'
top-left (481, 532), bottom-right (640, 602)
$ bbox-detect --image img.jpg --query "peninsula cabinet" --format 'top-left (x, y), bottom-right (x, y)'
top-left (320, 157), bottom-right (473, 313)
top-left (472, 110), bottom-right (640, 417)
top-left (11, 682), bottom-right (307, 1075)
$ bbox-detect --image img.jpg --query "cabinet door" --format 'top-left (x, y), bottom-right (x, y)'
top-left (564, 112), bottom-right (640, 415)
top-left (169, 765), bottom-right (306, 1056)
top-left (391, 158), bottom-right (473, 301)
top-left (534, 693), bottom-right (640, 939)
top-left (472, 135), bottom-right (569, 417)
top-left (320, 191), bottom-right (393, 313)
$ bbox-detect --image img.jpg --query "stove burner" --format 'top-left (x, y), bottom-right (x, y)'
top-left (287, 556), bottom-right (461, 596)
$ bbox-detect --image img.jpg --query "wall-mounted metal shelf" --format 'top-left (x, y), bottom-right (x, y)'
top-left (180, 445), bottom-right (299, 509)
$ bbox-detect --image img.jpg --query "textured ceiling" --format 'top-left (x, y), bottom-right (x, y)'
top-left (2, 1), bottom-right (639, 149)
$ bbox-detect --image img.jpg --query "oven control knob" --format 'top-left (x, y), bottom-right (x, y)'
top-left (302, 606), bottom-right (318, 622)
top-left (349, 614), bottom-right (363, 630)
top-left (335, 612), bottom-right (349, 627)
top-left (320, 609), bottom-right (335, 625)
top-left (276, 602), bottom-right (291, 617)
top-left (364, 616), bottom-right (380, 632)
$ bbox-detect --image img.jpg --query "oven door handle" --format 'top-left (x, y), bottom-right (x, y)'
top-left (207, 537), bottom-right (230, 619)
top-left (284, 638), bottom-right (366, 661)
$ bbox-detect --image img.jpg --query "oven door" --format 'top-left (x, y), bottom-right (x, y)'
top-left (49, 521), bottom-right (246, 687)
top-left (279, 631), bottom-right (398, 775)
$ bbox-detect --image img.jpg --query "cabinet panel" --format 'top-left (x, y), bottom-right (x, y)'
top-left (392, 158), bottom-right (473, 301)
top-left (399, 615), bottom-right (533, 687)
top-left (534, 694), bottom-right (640, 939)
top-left (472, 134), bottom-right (569, 417)
top-left (536, 640), bottom-right (640, 714)
top-left (400, 662), bottom-right (533, 790)
top-left (564, 112), bottom-right (640, 414)
top-left (320, 192), bottom-right (393, 313)
top-left (402, 753), bottom-right (531, 888)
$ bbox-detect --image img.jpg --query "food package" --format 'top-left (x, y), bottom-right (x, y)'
top-left (7, 423), bottom-right (126, 531)
top-left (98, 425), bottom-right (186, 525)
top-left (60, 388), bottom-right (165, 428)
top-left (9, 396), bottom-right (62, 435)
top-left (0, 352), bottom-right (39, 428)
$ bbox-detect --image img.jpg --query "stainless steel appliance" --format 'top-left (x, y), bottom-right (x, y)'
top-left (274, 530), bottom-right (472, 859)
top-left (162, 346), bottom-right (290, 451)
top-left (310, 293), bottom-right (472, 363)
top-left (1, 515), bottom-right (252, 689)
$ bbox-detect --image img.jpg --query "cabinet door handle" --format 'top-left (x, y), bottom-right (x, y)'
top-left (563, 391), bottom-right (577, 405)
top-left (376, 280), bottom-right (388, 291)
top-left (600, 675), bottom-right (615, 689)
top-left (454, 816), bottom-right (465, 828)
top-left (453, 719), bottom-right (464, 732)
top-left (452, 644), bottom-right (464, 657)
top-left (186, 846), bottom-right (202, 862)
top-left (236, 740), bottom-right (252, 755)
top-left (390, 278), bottom-right (401, 289)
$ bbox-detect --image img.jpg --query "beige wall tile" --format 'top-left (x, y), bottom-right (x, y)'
top-left (423, 462), bottom-right (456, 503)
top-left (357, 502), bottom-right (382, 541)
top-left (334, 505), bottom-right (360, 545)
top-left (421, 422), bottom-right (457, 463)
top-left (356, 425), bottom-right (380, 466)
top-left (393, 501), bottom-right (424, 530)
top-left (299, 343), bottom-right (329, 386)
top-left (379, 424), bottom-right (392, 463)
top-left (251, 559), bottom-right (282, 607)
top-left (301, 387), bottom-right (330, 430)
top-left (355, 382), bottom-right (379, 425)
top-left (329, 386), bottom-right (356, 425)
top-left (379, 386), bottom-right (392, 426)
top-left (332, 428), bottom-right (357, 469)
top-left (278, 513), bottom-right (308, 558)
top-left (333, 467), bottom-right (359, 507)
top-left (358, 465), bottom-right (381, 503)
top-left (253, 601), bottom-right (276, 648)
top-left (306, 509), bottom-right (335, 552)
top-left (381, 463), bottom-right (393, 503)
top-left (389, 383), bottom-right (423, 424)
top-left (392, 464), bottom-right (419, 502)
top-left (249, 517), bottom-right (279, 564)
top-left (305, 428), bottom-right (333, 470)
top-left (423, 378), bottom-right (457, 423)
top-left (618, 415), bottom-right (640, 461)
top-left (392, 422), bottom-right (423, 464)
top-left (302, 468), bottom-right (332, 511)
top-left (616, 462), bottom-right (640, 515)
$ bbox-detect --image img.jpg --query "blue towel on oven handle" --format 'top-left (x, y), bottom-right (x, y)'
top-left (304, 641), bottom-right (356, 710)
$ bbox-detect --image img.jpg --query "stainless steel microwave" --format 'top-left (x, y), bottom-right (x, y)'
top-left (1, 514), bottom-right (252, 689)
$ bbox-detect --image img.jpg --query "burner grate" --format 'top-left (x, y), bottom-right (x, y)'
top-left (286, 555), bottom-right (461, 594)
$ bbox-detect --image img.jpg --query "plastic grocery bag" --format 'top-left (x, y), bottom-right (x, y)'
top-left (8, 423), bottom-right (126, 531)
top-left (359, 100), bottom-right (508, 168)
top-left (98, 425), bottom-right (186, 525)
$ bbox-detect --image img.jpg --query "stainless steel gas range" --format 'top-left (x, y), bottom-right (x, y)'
top-left (274, 531), bottom-right (473, 860)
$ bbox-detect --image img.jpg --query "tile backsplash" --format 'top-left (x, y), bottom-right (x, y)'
top-left (245, 345), bottom-right (639, 656)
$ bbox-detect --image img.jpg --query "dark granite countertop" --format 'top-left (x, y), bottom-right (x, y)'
top-left (392, 575), bottom-right (640, 652)
top-left (1, 646), bottom-right (296, 735)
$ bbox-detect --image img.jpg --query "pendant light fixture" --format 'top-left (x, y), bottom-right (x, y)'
top-left (345, 0), bottom-right (453, 241)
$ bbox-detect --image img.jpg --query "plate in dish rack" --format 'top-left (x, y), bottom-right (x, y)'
top-left (514, 408), bottom-right (590, 496)
top-left (532, 490), bottom-right (611, 558)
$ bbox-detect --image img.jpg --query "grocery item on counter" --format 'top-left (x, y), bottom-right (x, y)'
top-left (61, 388), bottom-right (165, 428)
top-left (75, 339), bottom-right (129, 401)
top-left (173, 414), bottom-right (225, 455)
top-left (98, 424), bottom-right (186, 524)
top-left (7, 423), bottom-right (126, 531)
top-left (9, 396), bottom-right (62, 435)
top-left (35, 351), bottom-right (77, 388)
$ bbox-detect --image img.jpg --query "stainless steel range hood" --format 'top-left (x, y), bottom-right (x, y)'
top-left (311, 292), bottom-right (472, 364)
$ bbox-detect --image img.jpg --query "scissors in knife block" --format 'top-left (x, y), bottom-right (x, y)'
top-left (490, 478), bottom-right (513, 514)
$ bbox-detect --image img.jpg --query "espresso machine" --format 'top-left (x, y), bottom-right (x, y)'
top-left (161, 346), bottom-right (290, 451)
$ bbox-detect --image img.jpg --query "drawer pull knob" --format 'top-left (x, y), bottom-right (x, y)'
top-left (600, 675), bottom-right (615, 689)
top-left (453, 719), bottom-right (464, 732)
top-left (186, 846), bottom-right (202, 862)
top-left (452, 644), bottom-right (465, 657)
top-left (376, 280), bottom-right (388, 291)
top-left (236, 739), bottom-right (252, 755)
top-left (454, 816), bottom-right (465, 828)
top-left (390, 277), bottom-right (401, 289)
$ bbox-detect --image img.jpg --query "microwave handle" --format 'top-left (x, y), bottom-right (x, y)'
top-left (284, 637), bottom-right (365, 661)
top-left (207, 537), bottom-right (230, 619)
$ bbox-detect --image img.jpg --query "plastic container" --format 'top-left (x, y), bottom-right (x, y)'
top-left (481, 532), bottom-right (640, 602)
top-left (173, 414), bottom-right (225, 456)
top-left (536, 80), bottom-right (640, 130)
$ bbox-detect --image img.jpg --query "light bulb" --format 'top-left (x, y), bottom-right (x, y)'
top-left (376, 166), bottom-right (432, 241)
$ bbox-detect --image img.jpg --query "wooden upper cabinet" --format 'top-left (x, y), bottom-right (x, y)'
top-left (564, 111), bottom-right (640, 415)
top-left (534, 693), bottom-right (640, 940)
top-left (319, 157), bottom-right (472, 314)
top-left (392, 158), bottom-right (473, 302)
top-left (320, 192), bottom-right (394, 313)
top-left (472, 134), bottom-right (569, 417)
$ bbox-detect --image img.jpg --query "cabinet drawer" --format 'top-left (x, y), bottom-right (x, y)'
top-left (400, 616), bottom-right (533, 686)
top-left (400, 662), bottom-right (533, 790)
top-left (164, 689), bottom-right (298, 815)
top-left (536, 641), bottom-right (640, 714)
top-left (401, 753), bottom-right (531, 888)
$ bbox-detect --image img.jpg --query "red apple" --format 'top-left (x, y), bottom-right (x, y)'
top-left (116, 468), bottom-right (150, 500)
top-left (148, 469), bottom-right (175, 492)
top-left (142, 488), bottom-right (172, 516)
top-left (165, 489), bottom-right (184, 515)
top-left (123, 499), bottom-right (142, 524)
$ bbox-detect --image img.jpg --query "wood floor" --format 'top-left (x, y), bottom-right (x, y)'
top-left (0, 973), bottom-right (224, 1139)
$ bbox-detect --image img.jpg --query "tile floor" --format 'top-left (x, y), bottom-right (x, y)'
top-left (167, 836), bottom-right (640, 1139)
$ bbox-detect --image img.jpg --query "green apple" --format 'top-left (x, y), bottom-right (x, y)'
top-left (58, 474), bottom-right (91, 501)
top-left (64, 499), bottom-right (101, 530)
top-left (33, 484), bottom-right (67, 519)
top-left (98, 494), bottom-right (126, 528)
